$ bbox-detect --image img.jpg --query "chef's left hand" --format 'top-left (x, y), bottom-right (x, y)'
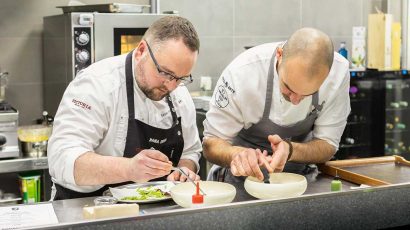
top-left (268, 135), bottom-right (290, 172)
top-left (167, 167), bottom-right (200, 182)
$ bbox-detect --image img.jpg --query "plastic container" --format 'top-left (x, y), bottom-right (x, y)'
top-left (19, 173), bottom-right (41, 204)
top-left (191, 182), bottom-right (204, 207)
top-left (331, 176), bottom-right (342, 192)
top-left (94, 196), bottom-right (118, 206)
top-left (338, 42), bottom-right (348, 60)
top-left (17, 125), bottom-right (52, 142)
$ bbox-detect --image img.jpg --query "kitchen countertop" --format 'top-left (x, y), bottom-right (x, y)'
top-left (26, 174), bottom-right (410, 230)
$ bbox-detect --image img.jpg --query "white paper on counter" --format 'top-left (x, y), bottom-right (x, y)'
top-left (0, 203), bottom-right (58, 229)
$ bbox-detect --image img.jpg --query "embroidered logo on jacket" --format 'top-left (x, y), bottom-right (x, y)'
top-left (72, 99), bottom-right (91, 110)
top-left (215, 85), bottom-right (229, 108)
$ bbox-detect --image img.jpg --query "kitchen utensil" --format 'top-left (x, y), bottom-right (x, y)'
top-left (18, 125), bottom-right (52, 158)
top-left (244, 172), bottom-right (307, 199)
top-left (94, 196), bottom-right (118, 206)
top-left (170, 181), bottom-right (236, 208)
top-left (261, 167), bottom-right (270, 184)
top-left (191, 182), bottom-right (204, 205)
top-left (17, 125), bottom-right (52, 142)
top-left (172, 167), bottom-right (206, 195)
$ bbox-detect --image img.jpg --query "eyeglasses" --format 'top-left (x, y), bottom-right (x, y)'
top-left (144, 39), bottom-right (193, 85)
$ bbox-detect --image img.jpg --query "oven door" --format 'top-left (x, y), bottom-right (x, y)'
top-left (93, 13), bottom-right (168, 60)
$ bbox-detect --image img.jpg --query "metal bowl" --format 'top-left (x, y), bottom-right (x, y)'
top-left (20, 140), bottom-right (47, 158)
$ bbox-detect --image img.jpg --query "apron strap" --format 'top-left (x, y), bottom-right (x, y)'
top-left (125, 51), bottom-right (135, 119)
top-left (166, 96), bottom-right (179, 127)
top-left (262, 48), bottom-right (277, 119)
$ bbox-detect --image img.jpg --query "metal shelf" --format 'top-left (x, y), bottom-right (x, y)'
top-left (339, 143), bottom-right (370, 148)
top-left (0, 157), bottom-right (48, 174)
top-left (347, 121), bottom-right (371, 125)
top-left (386, 107), bottom-right (410, 111)
top-left (350, 98), bottom-right (370, 102)
top-left (385, 129), bottom-right (409, 133)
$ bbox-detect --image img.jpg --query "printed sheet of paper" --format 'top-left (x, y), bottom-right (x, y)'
top-left (0, 203), bottom-right (58, 229)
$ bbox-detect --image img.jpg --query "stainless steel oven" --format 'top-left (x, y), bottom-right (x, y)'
top-left (43, 13), bottom-right (170, 115)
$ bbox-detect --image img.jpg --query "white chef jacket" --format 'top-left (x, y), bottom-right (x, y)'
top-left (203, 42), bottom-right (351, 150)
top-left (48, 51), bottom-right (202, 193)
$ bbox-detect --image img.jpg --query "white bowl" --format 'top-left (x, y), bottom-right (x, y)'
top-left (244, 172), bottom-right (307, 199)
top-left (170, 181), bottom-right (236, 208)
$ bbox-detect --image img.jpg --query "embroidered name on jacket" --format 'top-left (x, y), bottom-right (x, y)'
top-left (149, 137), bottom-right (167, 144)
top-left (72, 99), bottom-right (91, 110)
top-left (222, 76), bottom-right (235, 93)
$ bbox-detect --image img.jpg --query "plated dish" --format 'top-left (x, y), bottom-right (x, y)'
top-left (109, 181), bottom-right (176, 204)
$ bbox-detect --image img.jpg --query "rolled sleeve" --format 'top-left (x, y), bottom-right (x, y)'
top-left (313, 67), bottom-right (351, 150)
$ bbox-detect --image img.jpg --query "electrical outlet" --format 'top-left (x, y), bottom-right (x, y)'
top-left (200, 76), bottom-right (212, 91)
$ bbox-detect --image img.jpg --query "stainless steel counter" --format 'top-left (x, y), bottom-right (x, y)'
top-left (25, 174), bottom-right (410, 230)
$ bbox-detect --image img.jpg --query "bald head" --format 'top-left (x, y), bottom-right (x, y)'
top-left (282, 28), bottom-right (334, 76)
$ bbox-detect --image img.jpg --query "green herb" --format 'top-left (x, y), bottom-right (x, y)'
top-left (121, 186), bottom-right (166, 201)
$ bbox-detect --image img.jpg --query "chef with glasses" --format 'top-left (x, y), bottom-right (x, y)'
top-left (203, 28), bottom-right (351, 199)
top-left (48, 16), bottom-right (202, 200)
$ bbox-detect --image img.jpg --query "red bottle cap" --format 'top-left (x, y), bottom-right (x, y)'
top-left (192, 182), bottom-right (204, 204)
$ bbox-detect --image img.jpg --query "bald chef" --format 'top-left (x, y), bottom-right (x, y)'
top-left (48, 16), bottom-right (202, 200)
top-left (203, 28), bottom-right (350, 199)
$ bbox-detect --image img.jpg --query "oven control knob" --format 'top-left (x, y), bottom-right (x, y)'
top-left (0, 135), bottom-right (6, 147)
top-left (77, 33), bottom-right (90, 45)
top-left (76, 50), bottom-right (90, 63)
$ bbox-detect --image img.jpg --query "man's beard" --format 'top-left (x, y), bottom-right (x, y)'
top-left (136, 61), bottom-right (169, 101)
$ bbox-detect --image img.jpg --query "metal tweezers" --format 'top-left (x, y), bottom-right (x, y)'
top-left (172, 167), bottom-right (207, 195)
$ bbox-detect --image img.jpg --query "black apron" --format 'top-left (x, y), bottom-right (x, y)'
top-left (54, 51), bottom-right (184, 200)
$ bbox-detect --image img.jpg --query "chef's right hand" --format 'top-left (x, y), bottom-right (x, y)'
top-left (127, 149), bottom-right (172, 182)
top-left (230, 148), bottom-right (273, 180)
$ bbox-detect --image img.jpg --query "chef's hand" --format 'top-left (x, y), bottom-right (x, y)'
top-left (268, 135), bottom-right (290, 172)
top-left (167, 167), bottom-right (200, 182)
top-left (230, 148), bottom-right (273, 180)
top-left (127, 149), bottom-right (172, 182)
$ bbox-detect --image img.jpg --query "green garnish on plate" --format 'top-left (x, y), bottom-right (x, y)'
top-left (121, 186), bottom-right (166, 201)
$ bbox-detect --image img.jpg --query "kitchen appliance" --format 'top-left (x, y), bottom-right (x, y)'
top-left (57, 3), bottom-right (150, 13)
top-left (0, 102), bottom-right (20, 159)
top-left (336, 69), bottom-right (410, 160)
top-left (43, 12), bottom-right (172, 115)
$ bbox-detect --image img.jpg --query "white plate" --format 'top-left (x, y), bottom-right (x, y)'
top-left (110, 181), bottom-right (176, 204)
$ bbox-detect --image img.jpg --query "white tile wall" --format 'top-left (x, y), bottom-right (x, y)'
top-left (0, 0), bottom-right (383, 124)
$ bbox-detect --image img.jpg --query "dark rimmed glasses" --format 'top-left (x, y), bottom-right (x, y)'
top-left (144, 39), bottom-right (193, 85)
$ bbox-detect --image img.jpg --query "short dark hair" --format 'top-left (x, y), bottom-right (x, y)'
top-left (143, 16), bottom-right (200, 52)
